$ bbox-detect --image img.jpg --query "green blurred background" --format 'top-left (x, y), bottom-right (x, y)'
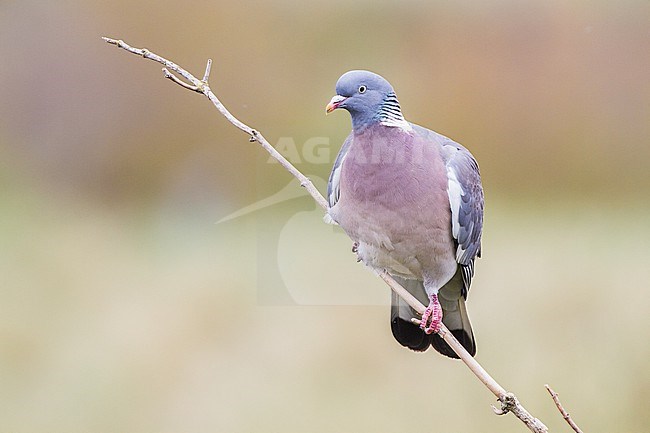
top-left (1, 1), bottom-right (649, 432)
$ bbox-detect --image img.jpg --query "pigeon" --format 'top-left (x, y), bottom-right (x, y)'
top-left (325, 70), bottom-right (484, 358)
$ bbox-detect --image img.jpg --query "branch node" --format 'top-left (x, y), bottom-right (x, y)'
top-left (141, 48), bottom-right (150, 58)
top-left (491, 404), bottom-right (509, 416)
top-left (495, 392), bottom-right (517, 416)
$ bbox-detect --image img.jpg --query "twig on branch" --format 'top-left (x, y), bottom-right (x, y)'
top-left (163, 67), bottom-right (200, 92)
top-left (102, 36), bottom-right (550, 433)
top-left (201, 58), bottom-right (212, 83)
top-left (545, 385), bottom-right (584, 433)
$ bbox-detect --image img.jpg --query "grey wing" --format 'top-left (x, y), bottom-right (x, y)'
top-left (442, 139), bottom-right (484, 296)
top-left (327, 133), bottom-right (353, 208)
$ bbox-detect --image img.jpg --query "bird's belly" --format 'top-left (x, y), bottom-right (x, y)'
top-left (356, 240), bottom-right (421, 279)
top-left (331, 199), bottom-right (457, 286)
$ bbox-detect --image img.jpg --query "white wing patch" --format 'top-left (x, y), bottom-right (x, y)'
top-left (328, 153), bottom-right (345, 208)
top-left (446, 165), bottom-right (466, 261)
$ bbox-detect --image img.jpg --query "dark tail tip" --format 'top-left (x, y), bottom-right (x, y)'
top-left (391, 318), bottom-right (432, 352)
top-left (430, 329), bottom-right (476, 359)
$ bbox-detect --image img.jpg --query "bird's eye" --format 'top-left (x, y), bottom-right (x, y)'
top-left (358, 85), bottom-right (367, 94)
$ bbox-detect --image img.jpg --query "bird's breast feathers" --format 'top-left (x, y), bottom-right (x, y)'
top-left (330, 127), bottom-right (456, 280)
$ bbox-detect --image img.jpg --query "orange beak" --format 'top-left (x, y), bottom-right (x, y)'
top-left (326, 95), bottom-right (347, 114)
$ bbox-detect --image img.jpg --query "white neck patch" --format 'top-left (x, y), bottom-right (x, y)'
top-left (378, 92), bottom-right (413, 133)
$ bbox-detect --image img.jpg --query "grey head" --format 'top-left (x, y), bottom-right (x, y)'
top-left (326, 70), bottom-right (408, 132)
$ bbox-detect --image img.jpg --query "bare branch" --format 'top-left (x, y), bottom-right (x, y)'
top-left (103, 36), bottom-right (328, 211)
top-left (546, 384), bottom-right (584, 433)
top-left (102, 37), bottom-right (550, 433)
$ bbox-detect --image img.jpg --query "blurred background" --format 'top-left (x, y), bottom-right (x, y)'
top-left (1, 0), bottom-right (649, 432)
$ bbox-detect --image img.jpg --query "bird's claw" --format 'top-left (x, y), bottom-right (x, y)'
top-left (352, 242), bottom-right (361, 262)
top-left (419, 293), bottom-right (442, 334)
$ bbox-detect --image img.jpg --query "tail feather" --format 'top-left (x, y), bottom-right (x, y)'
top-left (436, 270), bottom-right (476, 357)
top-left (390, 278), bottom-right (432, 352)
top-left (390, 315), bottom-right (432, 352)
top-left (430, 297), bottom-right (476, 358)
top-left (389, 273), bottom-right (476, 358)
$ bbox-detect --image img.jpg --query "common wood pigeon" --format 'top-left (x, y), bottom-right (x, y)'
top-left (326, 70), bottom-right (484, 358)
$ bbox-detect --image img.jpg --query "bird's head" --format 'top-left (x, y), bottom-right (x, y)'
top-left (326, 70), bottom-right (397, 131)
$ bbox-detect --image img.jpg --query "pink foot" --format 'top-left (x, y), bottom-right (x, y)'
top-left (419, 293), bottom-right (443, 334)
